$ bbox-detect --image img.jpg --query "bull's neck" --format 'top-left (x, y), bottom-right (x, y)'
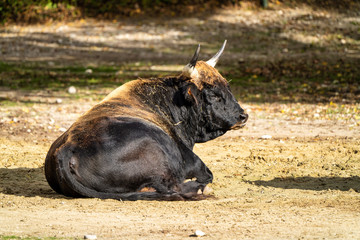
top-left (135, 78), bottom-right (199, 149)
top-left (166, 104), bottom-right (200, 149)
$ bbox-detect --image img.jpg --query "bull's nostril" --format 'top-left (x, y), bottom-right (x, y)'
top-left (230, 113), bottom-right (248, 130)
top-left (240, 113), bottom-right (248, 123)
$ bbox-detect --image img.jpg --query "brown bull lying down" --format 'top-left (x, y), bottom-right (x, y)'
top-left (45, 41), bottom-right (248, 200)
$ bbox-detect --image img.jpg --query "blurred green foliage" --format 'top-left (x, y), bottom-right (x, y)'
top-left (0, 0), bottom-right (80, 23)
top-left (0, 0), bottom-right (236, 23)
top-left (1, 0), bottom-right (357, 23)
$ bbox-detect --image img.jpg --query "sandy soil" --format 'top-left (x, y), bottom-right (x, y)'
top-left (1, 5), bottom-right (360, 240)
top-left (0, 98), bottom-right (359, 239)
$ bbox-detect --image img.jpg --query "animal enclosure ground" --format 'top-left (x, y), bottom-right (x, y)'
top-left (1, 3), bottom-right (360, 239)
top-left (0, 100), bottom-right (359, 239)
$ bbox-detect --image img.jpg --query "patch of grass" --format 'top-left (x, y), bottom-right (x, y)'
top-left (0, 61), bottom-right (178, 92)
top-left (0, 61), bottom-right (178, 104)
top-left (1, 57), bottom-right (359, 105)
top-left (0, 62), bottom-right (141, 91)
top-left (0, 62), bottom-right (16, 72)
top-left (0, 99), bottom-right (32, 107)
top-left (221, 58), bottom-right (360, 104)
top-left (55, 65), bottom-right (120, 74)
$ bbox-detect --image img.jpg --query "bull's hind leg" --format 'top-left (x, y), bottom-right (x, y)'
top-left (137, 176), bottom-right (188, 201)
top-left (144, 175), bottom-right (177, 194)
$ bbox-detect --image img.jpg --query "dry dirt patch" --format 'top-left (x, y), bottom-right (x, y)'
top-left (0, 98), bottom-right (359, 239)
top-left (1, 5), bottom-right (360, 239)
top-left (0, 89), bottom-right (359, 240)
top-left (1, 124), bottom-right (360, 239)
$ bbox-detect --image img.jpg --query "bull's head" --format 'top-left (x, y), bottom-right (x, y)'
top-left (181, 41), bottom-right (248, 142)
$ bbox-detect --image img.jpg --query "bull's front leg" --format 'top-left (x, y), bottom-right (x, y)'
top-left (173, 143), bottom-right (213, 198)
top-left (190, 155), bottom-right (213, 184)
top-left (180, 154), bottom-right (213, 196)
top-left (179, 143), bottom-right (213, 184)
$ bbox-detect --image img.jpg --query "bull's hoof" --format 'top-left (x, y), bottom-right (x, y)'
top-left (197, 185), bottom-right (213, 195)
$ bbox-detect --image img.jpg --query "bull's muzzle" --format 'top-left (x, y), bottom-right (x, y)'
top-left (231, 113), bottom-right (248, 130)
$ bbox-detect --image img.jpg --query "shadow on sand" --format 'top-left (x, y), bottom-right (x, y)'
top-left (2, 166), bottom-right (359, 200)
top-left (0, 167), bottom-right (65, 199)
top-left (248, 176), bottom-right (360, 192)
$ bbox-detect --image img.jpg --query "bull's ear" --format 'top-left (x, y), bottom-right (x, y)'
top-left (183, 84), bottom-right (199, 105)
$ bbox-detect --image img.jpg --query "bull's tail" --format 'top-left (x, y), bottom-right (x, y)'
top-left (54, 145), bottom-right (200, 201)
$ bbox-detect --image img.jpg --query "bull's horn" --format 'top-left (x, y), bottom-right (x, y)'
top-left (206, 40), bottom-right (227, 67)
top-left (190, 44), bottom-right (200, 67)
top-left (182, 44), bottom-right (200, 76)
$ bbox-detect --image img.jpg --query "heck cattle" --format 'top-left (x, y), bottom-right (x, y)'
top-left (44, 41), bottom-right (248, 200)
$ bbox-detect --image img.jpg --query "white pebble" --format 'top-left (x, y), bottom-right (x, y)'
top-left (85, 69), bottom-right (93, 74)
top-left (261, 135), bottom-right (272, 139)
top-left (84, 235), bottom-right (97, 240)
top-left (68, 86), bottom-right (77, 94)
top-left (59, 127), bottom-right (67, 132)
top-left (195, 230), bottom-right (205, 237)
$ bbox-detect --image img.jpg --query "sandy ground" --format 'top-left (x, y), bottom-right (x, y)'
top-left (1, 5), bottom-right (360, 240)
top-left (0, 98), bottom-right (359, 239)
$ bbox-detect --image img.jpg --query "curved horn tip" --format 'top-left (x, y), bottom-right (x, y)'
top-left (182, 44), bottom-right (201, 77)
top-left (189, 44), bottom-right (201, 67)
top-left (206, 40), bottom-right (227, 68)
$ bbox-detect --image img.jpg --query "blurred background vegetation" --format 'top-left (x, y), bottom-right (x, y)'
top-left (1, 0), bottom-right (359, 24)
top-left (0, 0), bottom-right (359, 104)
top-left (1, 0), bottom-right (231, 23)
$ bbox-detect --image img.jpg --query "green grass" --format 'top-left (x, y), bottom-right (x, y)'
top-left (0, 61), bottom-right (179, 91)
top-left (219, 58), bottom-right (360, 103)
top-left (0, 59), bottom-right (359, 104)
top-left (0, 62), bottom-right (122, 90)
top-left (0, 61), bottom-right (180, 104)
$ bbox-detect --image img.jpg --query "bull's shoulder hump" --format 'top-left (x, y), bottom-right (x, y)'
top-left (102, 80), bottom-right (142, 101)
